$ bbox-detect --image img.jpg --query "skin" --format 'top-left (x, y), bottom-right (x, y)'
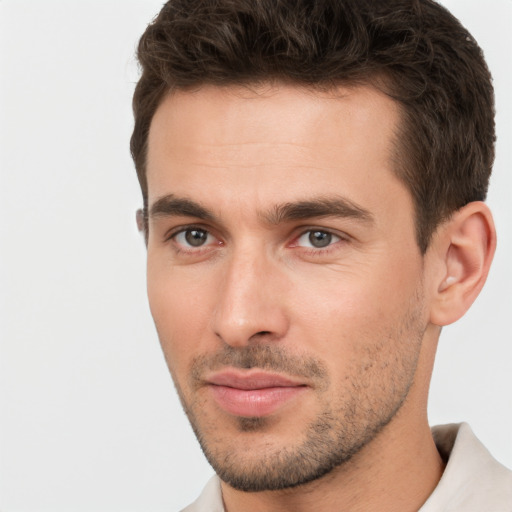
top-left (144, 84), bottom-right (495, 511)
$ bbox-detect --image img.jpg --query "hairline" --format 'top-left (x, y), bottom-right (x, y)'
top-left (138, 77), bottom-right (430, 252)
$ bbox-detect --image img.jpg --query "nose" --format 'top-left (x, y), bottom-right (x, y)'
top-left (211, 248), bottom-right (289, 347)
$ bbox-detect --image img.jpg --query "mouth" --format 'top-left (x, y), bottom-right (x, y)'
top-left (204, 370), bottom-right (308, 417)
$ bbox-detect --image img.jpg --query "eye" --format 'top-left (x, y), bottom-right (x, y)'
top-left (296, 230), bottom-right (341, 249)
top-left (173, 228), bottom-right (215, 248)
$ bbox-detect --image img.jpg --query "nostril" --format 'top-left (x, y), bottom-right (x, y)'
top-left (247, 331), bottom-right (275, 343)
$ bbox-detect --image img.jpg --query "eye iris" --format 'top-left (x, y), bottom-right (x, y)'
top-left (309, 231), bottom-right (332, 248)
top-left (185, 229), bottom-right (207, 247)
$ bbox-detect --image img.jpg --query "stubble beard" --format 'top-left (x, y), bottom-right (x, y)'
top-left (167, 297), bottom-right (426, 492)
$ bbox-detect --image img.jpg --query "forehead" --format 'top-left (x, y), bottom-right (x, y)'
top-left (146, 83), bottom-right (404, 215)
top-left (148, 83), bottom-right (399, 156)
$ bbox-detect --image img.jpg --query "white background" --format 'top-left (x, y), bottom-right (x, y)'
top-left (0, 1), bottom-right (510, 510)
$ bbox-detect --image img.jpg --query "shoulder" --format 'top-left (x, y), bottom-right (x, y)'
top-left (180, 475), bottom-right (224, 512)
top-left (421, 423), bottom-right (512, 511)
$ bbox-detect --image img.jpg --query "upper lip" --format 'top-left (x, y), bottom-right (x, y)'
top-left (205, 370), bottom-right (306, 390)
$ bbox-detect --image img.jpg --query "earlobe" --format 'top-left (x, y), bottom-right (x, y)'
top-left (429, 202), bottom-right (496, 327)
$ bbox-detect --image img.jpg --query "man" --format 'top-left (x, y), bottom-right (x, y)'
top-left (131, 0), bottom-right (512, 510)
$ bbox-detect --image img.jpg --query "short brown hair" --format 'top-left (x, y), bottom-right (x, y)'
top-left (131, 0), bottom-right (495, 252)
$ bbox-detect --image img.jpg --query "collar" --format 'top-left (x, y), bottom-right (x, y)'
top-left (182, 423), bottom-right (512, 512)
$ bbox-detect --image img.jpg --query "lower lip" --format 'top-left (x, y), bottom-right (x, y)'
top-left (209, 385), bottom-right (307, 417)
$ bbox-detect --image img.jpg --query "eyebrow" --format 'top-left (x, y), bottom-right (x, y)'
top-left (148, 194), bottom-right (373, 225)
top-left (263, 197), bottom-right (374, 225)
top-left (149, 195), bottom-right (215, 221)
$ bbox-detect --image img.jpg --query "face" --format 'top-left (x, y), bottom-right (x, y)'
top-left (145, 84), bottom-right (430, 491)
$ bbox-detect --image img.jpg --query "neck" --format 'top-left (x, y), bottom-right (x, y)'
top-left (222, 325), bottom-right (444, 512)
top-left (221, 409), bottom-right (444, 512)
top-left (221, 326), bottom-right (444, 512)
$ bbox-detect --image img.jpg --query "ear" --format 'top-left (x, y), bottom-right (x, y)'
top-left (136, 208), bottom-right (148, 246)
top-left (136, 208), bottom-right (144, 232)
top-left (429, 201), bottom-right (496, 327)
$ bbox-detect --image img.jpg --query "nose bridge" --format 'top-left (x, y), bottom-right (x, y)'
top-left (211, 242), bottom-right (288, 346)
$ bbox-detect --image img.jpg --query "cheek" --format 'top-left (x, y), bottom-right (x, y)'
top-left (289, 259), bottom-right (423, 356)
top-left (147, 263), bottom-right (214, 377)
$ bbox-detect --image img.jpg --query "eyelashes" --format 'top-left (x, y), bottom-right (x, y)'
top-left (172, 227), bottom-right (215, 248)
top-left (166, 225), bottom-right (348, 257)
top-left (294, 230), bottom-right (342, 249)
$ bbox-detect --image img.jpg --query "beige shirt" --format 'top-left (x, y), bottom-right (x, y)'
top-left (181, 423), bottom-right (512, 511)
